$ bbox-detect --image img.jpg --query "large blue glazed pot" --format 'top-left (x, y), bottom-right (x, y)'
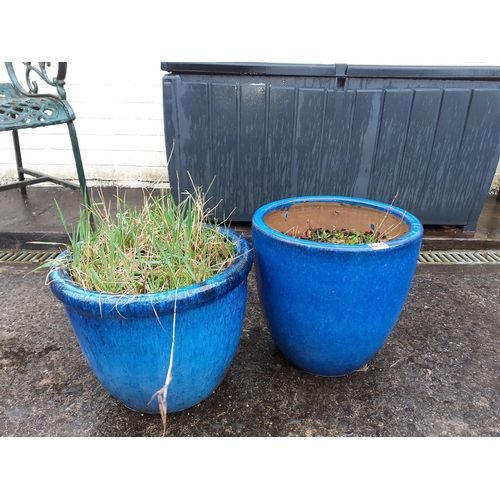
top-left (252, 196), bottom-right (423, 376)
top-left (48, 228), bottom-right (253, 413)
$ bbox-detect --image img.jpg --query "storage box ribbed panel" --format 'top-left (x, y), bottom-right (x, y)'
top-left (162, 63), bottom-right (500, 231)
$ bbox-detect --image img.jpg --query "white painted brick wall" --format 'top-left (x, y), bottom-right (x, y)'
top-left (0, 62), bottom-right (169, 188)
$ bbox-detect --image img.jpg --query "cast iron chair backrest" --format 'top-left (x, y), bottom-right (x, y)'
top-left (5, 62), bottom-right (68, 99)
top-left (0, 62), bottom-right (90, 207)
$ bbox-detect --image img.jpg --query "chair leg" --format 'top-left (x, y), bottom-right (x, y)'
top-left (67, 121), bottom-right (91, 210)
top-left (12, 130), bottom-right (27, 196)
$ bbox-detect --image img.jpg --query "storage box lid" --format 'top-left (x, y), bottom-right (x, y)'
top-left (161, 62), bottom-right (339, 77)
top-left (161, 62), bottom-right (500, 80)
top-left (346, 65), bottom-right (500, 80)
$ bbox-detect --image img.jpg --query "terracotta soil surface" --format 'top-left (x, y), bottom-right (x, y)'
top-left (264, 201), bottom-right (410, 244)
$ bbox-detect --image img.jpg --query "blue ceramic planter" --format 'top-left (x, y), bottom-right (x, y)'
top-left (252, 196), bottom-right (423, 376)
top-left (49, 228), bottom-right (253, 413)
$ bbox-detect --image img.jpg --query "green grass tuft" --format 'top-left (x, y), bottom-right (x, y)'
top-left (50, 186), bottom-right (235, 295)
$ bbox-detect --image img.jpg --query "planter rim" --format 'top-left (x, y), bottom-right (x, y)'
top-left (252, 195), bottom-right (423, 251)
top-left (48, 227), bottom-right (253, 317)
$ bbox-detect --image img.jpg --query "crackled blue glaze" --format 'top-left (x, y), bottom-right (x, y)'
top-left (252, 196), bottom-right (423, 376)
top-left (49, 228), bottom-right (253, 413)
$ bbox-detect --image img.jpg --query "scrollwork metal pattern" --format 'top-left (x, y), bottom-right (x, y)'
top-left (0, 63), bottom-right (74, 130)
top-left (0, 95), bottom-right (64, 129)
top-left (5, 62), bottom-right (67, 100)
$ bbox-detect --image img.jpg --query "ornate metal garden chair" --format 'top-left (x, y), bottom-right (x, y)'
top-left (0, 62), bottom-right (90, 206)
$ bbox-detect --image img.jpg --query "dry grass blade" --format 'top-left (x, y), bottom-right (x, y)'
top-left (149, 292), bottom-right (177, 436)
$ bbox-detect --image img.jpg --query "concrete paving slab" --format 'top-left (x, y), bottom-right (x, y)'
top-left (1, 261), bottom-right (499, 437)
top-left (1, 186), bottom-right (500, 437)
top-left (1, 187), bottom-right (500, 250)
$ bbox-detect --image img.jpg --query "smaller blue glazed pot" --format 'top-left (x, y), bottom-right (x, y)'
top-left (49, 227), bottom-right (253, 413)
top-left (252, 196), bottom-right (423, 376)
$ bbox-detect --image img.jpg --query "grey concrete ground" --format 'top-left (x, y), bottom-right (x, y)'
top-left (1, 187), bottom-right (500, 436)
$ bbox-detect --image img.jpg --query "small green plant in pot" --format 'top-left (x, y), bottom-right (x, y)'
top-left (45, 185), bottom-right (253, 431)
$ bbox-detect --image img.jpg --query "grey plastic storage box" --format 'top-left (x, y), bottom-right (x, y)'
top-left (161, 62), bottom-right (500, 232)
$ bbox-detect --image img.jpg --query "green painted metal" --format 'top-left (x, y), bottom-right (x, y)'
top-left (0, 62), bottom-right (90, 208)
